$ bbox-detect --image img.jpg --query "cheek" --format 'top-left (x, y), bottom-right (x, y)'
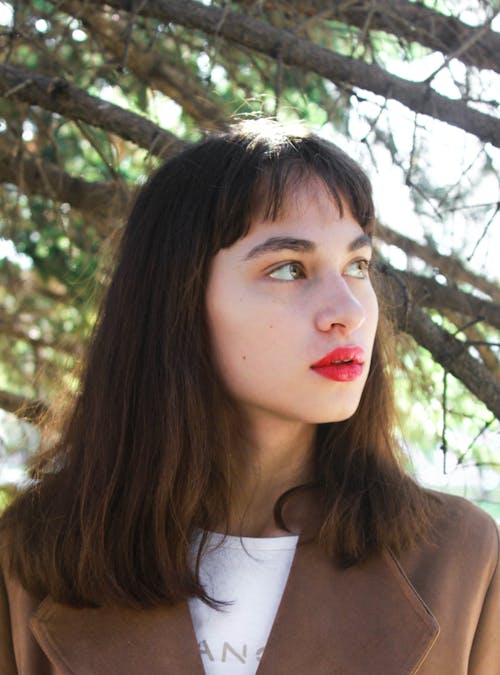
top-left (206, 283), bottom-right (252, 371)
top-left (206, 285), bottom-right (284, 393)
top-left (208, 297), bottom-right (273, 366)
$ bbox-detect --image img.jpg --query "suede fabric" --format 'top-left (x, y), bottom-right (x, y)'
top-left (0, 492), bottom-right (498, 675)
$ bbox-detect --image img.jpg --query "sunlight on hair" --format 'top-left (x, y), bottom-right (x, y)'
top-left (233, 117), bottom-right (311, 152)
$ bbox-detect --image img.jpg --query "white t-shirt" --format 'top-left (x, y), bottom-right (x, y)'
top-left (188, 531), bottom-right (299, 675)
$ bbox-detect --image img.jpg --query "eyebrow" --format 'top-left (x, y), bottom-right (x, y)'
top-left (242, 233), bottom-right (372, 261)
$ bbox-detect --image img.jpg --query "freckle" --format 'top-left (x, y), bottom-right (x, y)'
top-left (269, 324), bottom-right (273, 329)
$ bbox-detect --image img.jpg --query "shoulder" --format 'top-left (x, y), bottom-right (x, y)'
top-left (397, 490), bottom-right (499, 602)
top-left (391, 494), bottom-right (500, 673)
top-left (427, 490), bottom-right (499, 563)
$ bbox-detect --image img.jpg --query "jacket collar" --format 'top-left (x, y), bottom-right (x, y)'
top-left (30, 541), bottom-right (439, 675)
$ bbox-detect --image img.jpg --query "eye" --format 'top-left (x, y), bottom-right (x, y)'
top-left (344, 259), bottom-right (371, 279)
top-left (268, 262), bottom-right (306, 281)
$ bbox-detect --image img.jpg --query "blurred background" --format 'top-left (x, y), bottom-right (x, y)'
top-left (0, 0), bottom-right (498, 517)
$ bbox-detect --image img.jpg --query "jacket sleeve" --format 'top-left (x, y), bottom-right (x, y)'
top-left (468, 519), bottom-right (500, 674)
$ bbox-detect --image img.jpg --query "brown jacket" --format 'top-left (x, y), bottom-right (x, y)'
top-left (0, 493), bottom-right (498, 674)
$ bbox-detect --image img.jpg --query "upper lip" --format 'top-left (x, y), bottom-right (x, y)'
top-left (311, 346), bottom-right (365, 368)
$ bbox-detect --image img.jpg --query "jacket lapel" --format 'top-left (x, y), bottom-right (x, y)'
top-left (30, 596), bottom-right (205, 674)
top-left (29, 542), bottom-right (439, 675)
top-left (257, 541), bottom-right (439, 675)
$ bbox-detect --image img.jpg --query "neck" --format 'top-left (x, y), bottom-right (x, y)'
top-left (227, 414), bottom-right (316, 537)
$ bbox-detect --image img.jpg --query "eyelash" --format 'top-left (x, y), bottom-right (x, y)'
top-left (346, 259), bottom-right (372, 279)
top-left (268, 259), bottom-right (372, 281)
top-left (268, 261), bottom-right (306, 281)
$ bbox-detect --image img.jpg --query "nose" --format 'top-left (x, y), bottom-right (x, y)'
top-left (314, 276), bottom-right (366, 334)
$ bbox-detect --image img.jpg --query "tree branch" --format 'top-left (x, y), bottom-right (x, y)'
top-left (0, 64), bottom-right (185, 157)
top-left (376, 223), bottom-right (500, 303)
top-left (381, 269), bottom-right (500, 419)
top-left (253, 0), bottom-right (500, 73)
top-left (398, 269), bottom-right (500, 330)
top-left (0, 259), bottom-right (68, 304)
top-left (0, 135), bottom-right (130, 231)
top-left (0, 307), bottom-right (80, 357)
top-left (61, 0), bottom-right (228, 130)
top-left (90, 0), bottom-right (500, 146)
top-left (442, 309), bottom-right (499, 379)
top-left (0, 389), bottom-right (47, 423)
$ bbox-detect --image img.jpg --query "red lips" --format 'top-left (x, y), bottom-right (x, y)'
top-left (310, 346), bottom-right (365, 382)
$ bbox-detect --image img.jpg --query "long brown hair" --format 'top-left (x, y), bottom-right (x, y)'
top-left (0, 119), bottom-right (436, 608)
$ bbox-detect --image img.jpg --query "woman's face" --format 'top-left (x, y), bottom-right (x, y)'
top-left (205, 178), bottom-right (379, 427)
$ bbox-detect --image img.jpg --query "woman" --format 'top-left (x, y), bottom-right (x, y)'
top-left (0, 119), bottom-right (498, 674)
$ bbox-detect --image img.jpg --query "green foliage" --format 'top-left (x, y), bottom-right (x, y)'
top-left (0, 486), bottom-right (15, 514)
top-left (476, 501), bottom-right (500, 522)
top-left (395, 336), bottom-right (498, 465)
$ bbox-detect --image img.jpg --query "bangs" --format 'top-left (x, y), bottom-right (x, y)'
top-left (250, 163), bottom-right (348, 226)
top-left (255, 141), bottom-right (374, 233)
top-left (211, 126), bottom-right (375, 252)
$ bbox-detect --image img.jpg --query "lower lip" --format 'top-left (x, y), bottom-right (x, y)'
top-left (311, 363), bottom-right (364, 382)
